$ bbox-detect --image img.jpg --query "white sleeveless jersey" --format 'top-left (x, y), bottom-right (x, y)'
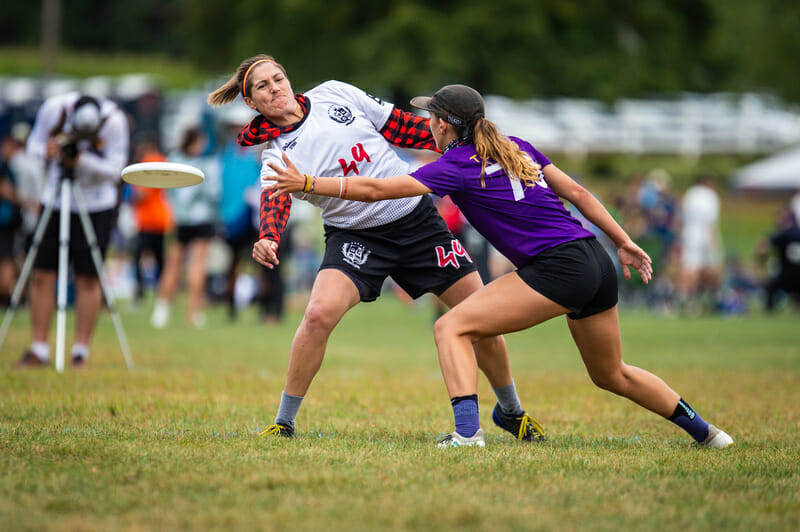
top-left (260, 80), bottom-right (420, 229)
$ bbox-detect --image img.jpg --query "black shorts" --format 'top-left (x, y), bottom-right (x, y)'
top-left (516, 237), bottom-right (618, 320)
top-left (0, 231), bottom-right (14, 258)
top-left (33, 208), bottom-right (115, 277)
top-left (176, 223), bottom-right (216, 244)
top-left (320, 195), bottom-right (477, 302)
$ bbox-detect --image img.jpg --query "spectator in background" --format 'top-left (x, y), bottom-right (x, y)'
top-left (4, 123), bottom-right (44, 247)
top-left (18, 92), bottom-right (129, 368)
top-left (757, 208), bottom-right (800, 312)
top-left (678, 175), bottom-right (723, 314)
top-left (217, 115), bottom-right (262, 320)
top-left (150, 127), bottom-right (220, 329)
top-left (0, 139), bottom-right (22, 306)
top-left (130, 139), bottom-right (173, 303)
top-left (637, 169), bottom-right (679, 313)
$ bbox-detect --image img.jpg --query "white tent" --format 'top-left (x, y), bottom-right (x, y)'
top-left (732, 146), bottom-right (800, 191)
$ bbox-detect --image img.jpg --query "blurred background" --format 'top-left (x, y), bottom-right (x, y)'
top-left (2, 0), bottom-right (800, 322)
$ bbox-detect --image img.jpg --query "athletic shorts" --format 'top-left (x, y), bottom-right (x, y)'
top-left (320, 195), bottom-right (477, 302)
top-left (176, 223), bottom-right (216, 244)
top-left (34, 208), bottom-right (115, 277)
top-left (516, 237), bottom-right (618, 320)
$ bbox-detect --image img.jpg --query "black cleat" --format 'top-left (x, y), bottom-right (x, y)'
top-left (492, 403), bottom-right (547, 442)
top-left (16, 351), bottom-right (49, 368)
top-left (259, 423), bottom-right (296, 439)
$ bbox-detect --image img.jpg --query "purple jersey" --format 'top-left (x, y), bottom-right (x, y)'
top-left (410, 137), bottom-right (595, 268)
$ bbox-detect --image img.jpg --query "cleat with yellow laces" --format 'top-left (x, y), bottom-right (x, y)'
top-left (492, 404), bottom-right (547, 442)
top-left (259, 423), bottom-right (296, 439)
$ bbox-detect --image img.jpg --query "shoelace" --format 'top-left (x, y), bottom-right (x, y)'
top-left (438, 434), bottom-right (456, 446)
top-left (519, 414), bottom-right (546, 440)
top-left (259, 424), bottom-right (284, 437)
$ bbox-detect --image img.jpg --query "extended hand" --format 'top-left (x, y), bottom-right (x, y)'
top-left (617, 240), bottom-right (653, 284)
top-left (265, 153), bottom-right (306, 199)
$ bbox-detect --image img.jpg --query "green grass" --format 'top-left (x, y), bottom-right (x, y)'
top-left (1, 295), bottom-right (798, 530)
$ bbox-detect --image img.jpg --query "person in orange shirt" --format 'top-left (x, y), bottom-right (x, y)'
top-left (130, 139), bottom-right (173, 303)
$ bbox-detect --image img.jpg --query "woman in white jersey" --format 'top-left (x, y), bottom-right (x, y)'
top-left (208, 55), bottom-right (544, 442)
top-left (266, 84), bottom-right (734, 450)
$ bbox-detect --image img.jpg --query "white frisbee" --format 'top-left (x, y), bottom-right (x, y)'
top-left (121, 162), bottom-right (204, 188)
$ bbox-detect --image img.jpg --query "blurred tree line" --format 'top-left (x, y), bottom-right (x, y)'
top-left (3, 0), bottom-right (800, 103)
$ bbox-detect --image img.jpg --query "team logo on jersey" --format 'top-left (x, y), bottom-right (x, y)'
top-left (342, 242), bottom-right (371, 269)
top-left (366, 93), bottom-right (384, 105)
top-left (328, 105), bottom-right (355, 125)
top-left (435, 240), bottom-right (472, 269)
top-left (283, 139), bottom-right (298, 151)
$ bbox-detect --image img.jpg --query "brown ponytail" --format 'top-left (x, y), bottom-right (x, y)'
top-left (207, 54), bottom-right (287, 107)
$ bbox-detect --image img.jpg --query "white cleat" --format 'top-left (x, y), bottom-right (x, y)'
top-left (437, 428), bottom-right (486, 448)
top-left (698, 424), bottom-right (734, 449)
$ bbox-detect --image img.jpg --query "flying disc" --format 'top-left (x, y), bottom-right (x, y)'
top-left (121, 162), bottom-right (204, 188)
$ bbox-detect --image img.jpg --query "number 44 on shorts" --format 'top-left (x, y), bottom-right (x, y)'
top-left (436, 240), bottom-right (472, 268)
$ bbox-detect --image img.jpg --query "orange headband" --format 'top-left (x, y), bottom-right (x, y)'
top-left (242, 59), bottom-right (270, 99)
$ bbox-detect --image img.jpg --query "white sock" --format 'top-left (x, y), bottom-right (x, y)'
top-left (31, 341), bottom-right (50, 361)
top-left (151, 298), bottom-right (171, 328)
top-left (71, 343), bottom-right (89, 359)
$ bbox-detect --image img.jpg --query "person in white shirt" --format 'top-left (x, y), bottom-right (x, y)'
top-left (208, 54), bottom-right (543, 442)
top-left (17, 92), bottom-right (129, 368)
top-left (678, 176), bottom-right (723, 312)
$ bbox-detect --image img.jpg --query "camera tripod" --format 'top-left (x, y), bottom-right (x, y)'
top-left (0, 172), bottom-right (133, 372)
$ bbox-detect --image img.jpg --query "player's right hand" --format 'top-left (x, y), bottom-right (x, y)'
top-left (253, 238), bottom-right (280, 269)
top-left (265, 153), bottom-right (306, 199)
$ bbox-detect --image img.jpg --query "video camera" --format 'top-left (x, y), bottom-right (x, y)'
top-left (57, 95), bottom-right (104, 161)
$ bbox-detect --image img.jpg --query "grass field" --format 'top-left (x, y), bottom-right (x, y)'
top-left (1, 294), bottom-right (798, 531)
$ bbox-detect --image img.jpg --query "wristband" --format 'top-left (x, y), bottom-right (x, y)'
top-left (302, 174), bottom-right (312, 193)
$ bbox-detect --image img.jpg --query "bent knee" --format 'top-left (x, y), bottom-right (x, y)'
top-left (434, 313), bottom-right (476, 345)
top-left (302, 301), bottom-right (343, 334)
top-left (588, 368), bottom-right (627, 394)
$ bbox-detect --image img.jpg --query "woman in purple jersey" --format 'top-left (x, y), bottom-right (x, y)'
top-left (265, 84), bottom-right (734, 449)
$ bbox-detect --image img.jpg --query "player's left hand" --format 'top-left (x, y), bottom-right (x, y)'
top-left (617, 240), bottom-right (653, 284)
top-left (265, 153), bottom-right (306, 199)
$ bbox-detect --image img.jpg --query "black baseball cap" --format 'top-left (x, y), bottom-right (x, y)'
top-left (410, 84), bottom-right (485, 128)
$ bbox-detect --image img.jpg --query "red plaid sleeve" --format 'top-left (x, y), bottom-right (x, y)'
top-left (259, 190), bottom-right (292, 251)
top-left (380, 107), bottom-right (439, 151)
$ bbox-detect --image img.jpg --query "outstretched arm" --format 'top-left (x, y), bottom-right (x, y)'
top-left (265, 152), bottom-right (432, 202)
top-left (543, 164), bottom-right (653, 284)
